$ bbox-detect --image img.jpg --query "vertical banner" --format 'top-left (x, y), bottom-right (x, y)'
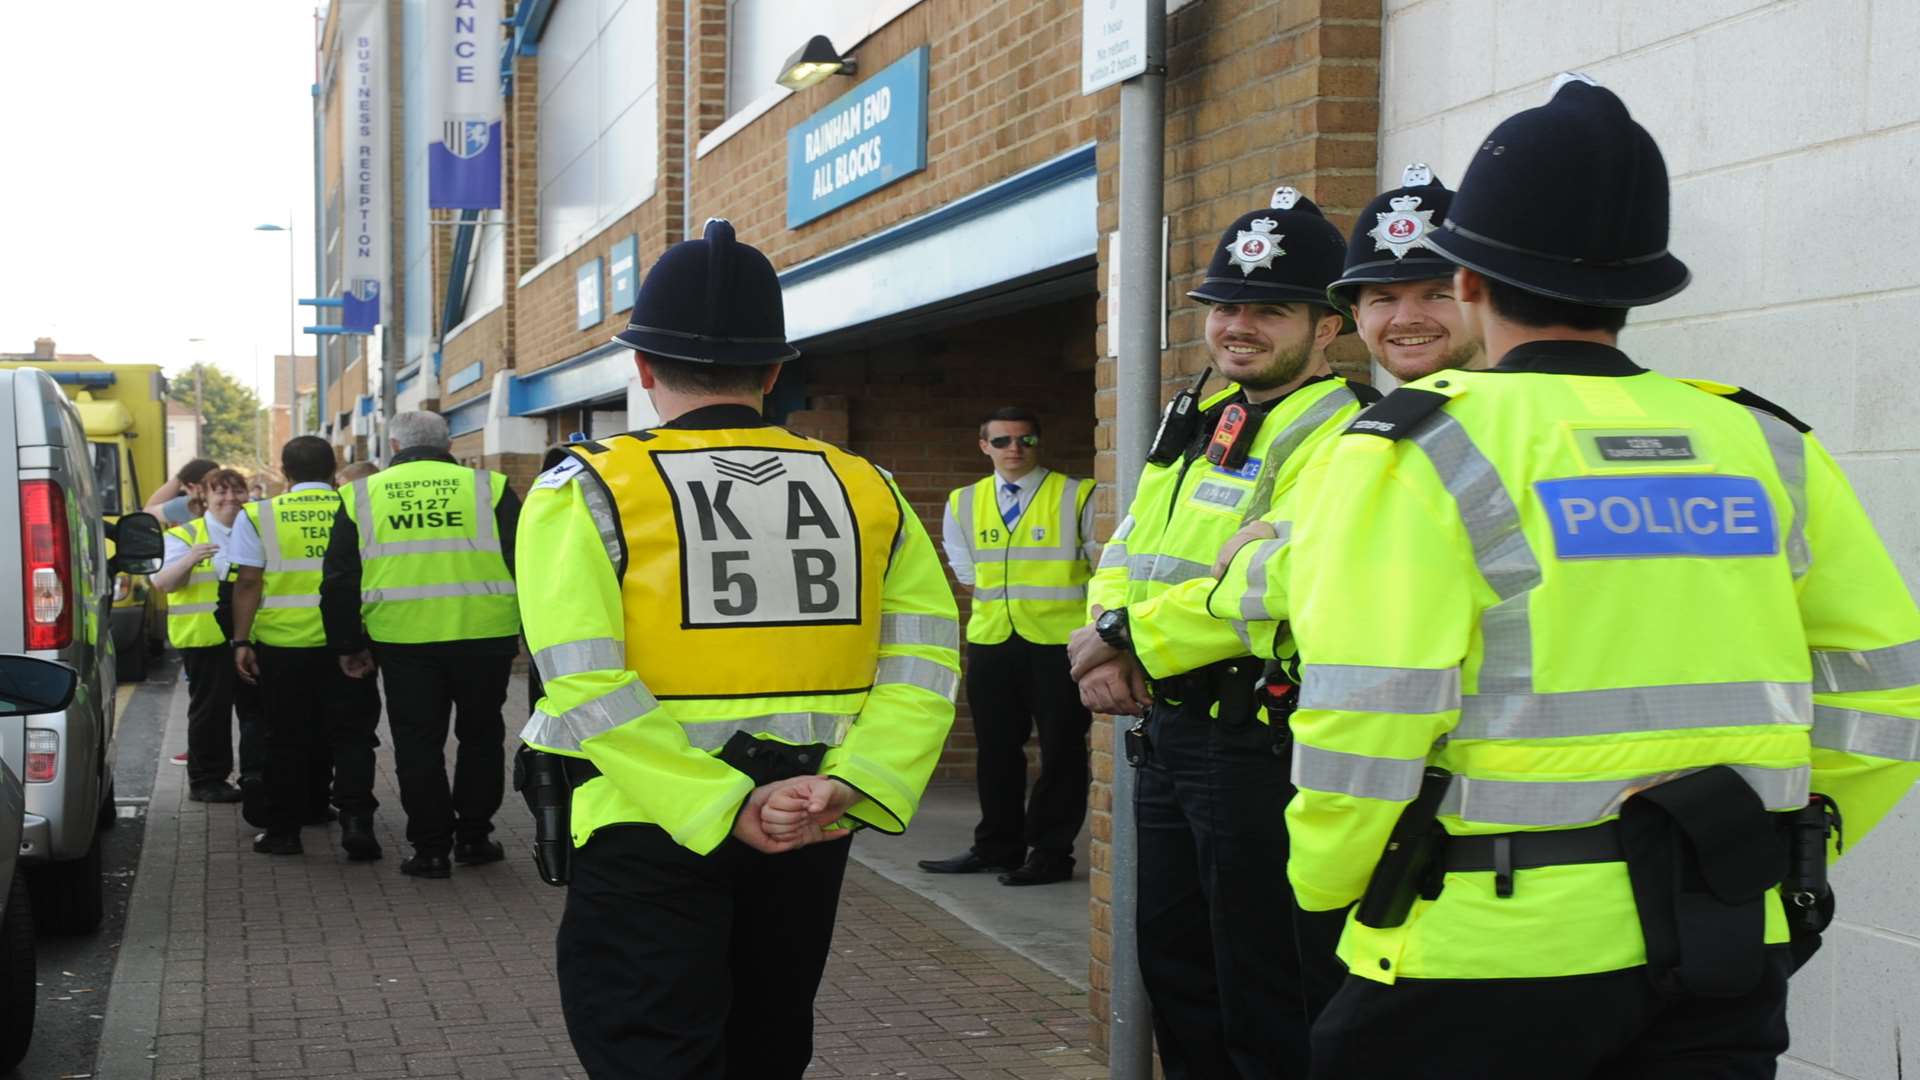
top-left (428, 0), bottom-right (503, 208)
top-left (340, 0), bottom-right (389, 334)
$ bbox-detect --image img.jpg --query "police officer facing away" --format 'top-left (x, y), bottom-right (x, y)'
top-left (1278, 78), bottom-right (1920, 1078)
top-left (516, 219), bottom-right (959, 1078)
top-left (231, 437), bottom-right (382, 859)
top-left (920, 406), bottom-right (1095, 886)
top-left (1067, 188), bottom-right (1378, 1079)
top-left (321, 411), bottom-right (522, 879)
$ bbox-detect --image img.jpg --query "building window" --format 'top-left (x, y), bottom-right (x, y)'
top-left (465, 218), bottom-right (506, 318)
top-left (537, 0), bottom-right (660, 260)
top-left (725, 0), bottom-right (878, 118)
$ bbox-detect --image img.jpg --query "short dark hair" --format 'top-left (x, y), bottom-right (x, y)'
top-left (203, 468), bottom-right (250, 494)
top-left (646, 356), bottom-right (779, 396)
top-left (280, 435), bottom-right (337, 484)
top-left (979, 406), bottom-right (1041, 441)
top-left (177, 458), bottom-right (218, 485)
top-left (1483, 277), bottom-right (1628, 333)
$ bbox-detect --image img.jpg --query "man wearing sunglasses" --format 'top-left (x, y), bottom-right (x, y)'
top-left (921, 407), bottom-right (1097, 887)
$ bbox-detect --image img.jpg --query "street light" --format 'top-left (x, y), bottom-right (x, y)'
top-left (255, 220), bottom-right (298, 439)
top-left (775, 35), bottom-right (857, 91)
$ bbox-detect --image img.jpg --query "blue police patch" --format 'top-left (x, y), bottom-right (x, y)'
top-left (1536, 475), bottom-right (1777, 559)
top-left (1213, 455), bottom-right (1262, 480)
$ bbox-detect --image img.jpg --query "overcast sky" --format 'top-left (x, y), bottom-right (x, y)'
top-left (0, 2), bottom-right (320, 401)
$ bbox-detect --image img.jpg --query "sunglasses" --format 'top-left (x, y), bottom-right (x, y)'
top-left (988, 434), bottom-right (1039, 449)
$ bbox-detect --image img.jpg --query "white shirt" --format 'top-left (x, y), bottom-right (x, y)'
top-left (161, 512), bottom-right (237, 582)
top-left (940, 467), bottom-right (1098, 586)
top-left (227, 482), bottom-right (335, 569)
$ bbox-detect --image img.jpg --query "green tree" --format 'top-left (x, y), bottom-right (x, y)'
top-left (169, 363), bottom-right (263, 467)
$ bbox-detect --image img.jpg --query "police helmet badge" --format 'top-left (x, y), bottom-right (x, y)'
top-left (1370, 194), bottom-right (1436, 260)
top-left (1227, 216), bottom-right (1285, 275)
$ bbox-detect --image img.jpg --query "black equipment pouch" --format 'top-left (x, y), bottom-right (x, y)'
top-left (715, 730), bottom-right (829, 788)
top-left (1619, 765), bottom-right (1789, 997)
top-left (1355, 767), bottom-right (1454, 929)
top-left (1782, 793), bottom-right (1842, 970)
top-left (1256, 660), bottom-right (1299, 757)
top-left (1146, 367), bottom-right (1212, 465)
top-left (1123, 718), bottom-right (1151, 768)
top-left (514, 745), bottom-right (575, 887)
top-left (1212, 659), bottom-right (1259, 730)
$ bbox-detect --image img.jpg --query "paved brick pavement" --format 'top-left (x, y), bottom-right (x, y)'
top-left (99, 676), bottom-right (1107, 1079)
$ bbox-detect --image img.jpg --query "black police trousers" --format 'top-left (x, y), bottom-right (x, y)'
top-left (1135, 696), bottom-right (1345, 1080)
top-left (374, 648), bottom-right (509, 857)
top-left (180, 645), bottom-right (237, 789)
top-left (256, 644), bottom-right (379, 836)
top-left (1310, 948), bottom-right (1793, 1079)
top-left (557, 823), bottom-right (852, 1079)
top-left (965, 634), bottom-right (1092, 864)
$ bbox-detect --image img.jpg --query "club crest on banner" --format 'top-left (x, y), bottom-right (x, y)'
top-left (1228, 217), bottom-right (1285, 275)
top-left (444, 117), bottom-right (492, 160)
top-left (1370, 195), bottom-right (1436, 260)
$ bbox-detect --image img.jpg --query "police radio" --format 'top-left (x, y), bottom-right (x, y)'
top-left (1146, 367), bottom-right (1212, 466)
top-left (1206, 403), bottom-right (1254, 471)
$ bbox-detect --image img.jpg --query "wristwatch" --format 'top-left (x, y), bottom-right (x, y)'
top-left (1094, 608), bottom-right (1132, 651)
top-left (230, 640), bottom-right (253, 650)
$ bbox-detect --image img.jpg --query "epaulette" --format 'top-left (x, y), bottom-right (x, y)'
top-left (1677, 378), bottom-right (1812, 433)
top-left (1345, 380), bottom-right (1384, 406)
top-left (1345, 386), bottom-right (1450, 439)
top-left (539, 446), bottom-right (576, 471)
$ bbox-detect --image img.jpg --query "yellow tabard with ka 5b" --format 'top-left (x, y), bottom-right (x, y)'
top-left (571, 427), bottom-right (903, 699)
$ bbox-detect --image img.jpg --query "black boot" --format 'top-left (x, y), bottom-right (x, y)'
top-left (340, 815), bottom-right (382, 862)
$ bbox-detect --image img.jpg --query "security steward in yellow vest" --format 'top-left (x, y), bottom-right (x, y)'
top-left (231, 437), bottom-right (381, 860)
top-left (155, 475), bottom-right (246, 804)
top-left (1276, 78), bottom-right (1920, 1079)
top-left (320, 411), bottom-right (521, 879)
top-left (515, 220), bottom-right (959, 1079)
top-left (918, 407), bottom-right (1094, 886)
top-left (1065, 187), bottom-right (1379, 1080)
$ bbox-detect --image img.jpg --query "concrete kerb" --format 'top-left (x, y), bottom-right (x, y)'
top-left (96, 677), bottom-right (187, 1080)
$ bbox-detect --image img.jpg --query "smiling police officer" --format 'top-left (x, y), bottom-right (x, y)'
top-left (1279, 76), bottom-right (1920, 1078)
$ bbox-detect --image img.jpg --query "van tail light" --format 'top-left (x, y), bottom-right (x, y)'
top-left (21, 479), bottom-right (73, 650)
top-left (25, 729), bottom-right (57, 782)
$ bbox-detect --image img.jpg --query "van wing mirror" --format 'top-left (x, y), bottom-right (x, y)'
top-left (0, 656), bottom-right (79, 716)
top-left (109, 511), bottom-right (165, 575)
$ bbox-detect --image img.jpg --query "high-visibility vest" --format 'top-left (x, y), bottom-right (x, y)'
top-left (163, 517), bottom-right (223, 649)
top-left (243, 489), bottom-right (341, 648)
top-left (948, 471), bottom-right (1093, 645)
top-left (1280, 357), bottom-right (1920, 985)
top-left (340, 460), bottom-right (519, 645)
top-left (1088, 377), bottom-right (1372, 676)
top-left (516, 422), bottom-right (962, 855)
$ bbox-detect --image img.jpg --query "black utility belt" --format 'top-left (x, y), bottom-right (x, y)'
top-left (556, 732), bottom-right (828, 790)
top-left (1441, 821), bottom-right (1623, 898)
top-left (1151, 659), bottom-right (1261, 713)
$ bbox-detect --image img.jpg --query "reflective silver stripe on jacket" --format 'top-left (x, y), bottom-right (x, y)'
top-left (169, 602), bottom-right (218, 615)
top-left (254, 500), bottom-right (283, 572)
top-left (1098, 540), bottom-right (1129, 572)
top-left (362, 581), bottom-right (517, 603)
top-left (1454, 680), bottom-right (1810, 741)
top-left (571, 463), bottom-right (624, 572)
top-left (1811, 705), bottom-right (1920, 761)
top-left (1439, 763), bottom-right (1810, 827)
top-left (534, 637), bottom-right (627, 682)
top-left (260, 595), bottom-right (323, 609)
top-left (1747, 409), bottom-right (1809, 578)
top-left (1237, 533), bottom-right (1291, 621)
top-left (875, 655), bottom-right (960, 699)
top-left (1811, 640), bottom-right (1920, 694)
top-left (682, 712), bottom-right (856, 752)
top-left (1241, 387), bottom-right (1354, 522)
top-left (880, 613), bottom-right (960, 651)
top-left (353, 481), bottom-right (376, 557)
top-left (1300, 663), bottom-right (1461, 714)
top-left (1293, 743), bottom-right (1428, 801)
top-left (1409, 413), bottom-right (1541, 695)
top-left (970, 585), bottom-right (1086, 603)
top-left (519, 681), bottom-right (659, 751)
top-left (1130, 553), bottom-right (1212, 588)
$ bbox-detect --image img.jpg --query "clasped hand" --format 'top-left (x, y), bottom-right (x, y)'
top-left (731, 776), bottom-right (858, 854)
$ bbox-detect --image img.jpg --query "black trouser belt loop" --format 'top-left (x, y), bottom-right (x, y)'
top-left (1442, 821), bottom-right (1624, 899)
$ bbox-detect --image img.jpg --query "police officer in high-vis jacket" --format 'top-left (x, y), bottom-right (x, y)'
top-left (515, 219), bottom-right (959, 1078)
top-left (1277, 77), bottom-right (1920, 1078)
top-left (321, 410), bottom-right (522, 879)
top-left (1065, 187), bottom-right (1379, 1079)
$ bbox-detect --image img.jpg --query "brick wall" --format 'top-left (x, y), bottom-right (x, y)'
top-left (440, 308), bottom-right (508, 410)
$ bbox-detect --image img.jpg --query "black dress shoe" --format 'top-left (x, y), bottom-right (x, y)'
top-left (399, 853), bottom-right (452, 879)
top-left (340, 815), bottom-right (383, 862)
top-left (453, 839), bottom-right (505, 865)
top-left (999, 853), bottom-right (1074, 887)
top-left (252, 832), bottom-right (303, 856)
top-left (190, 781), bottom-right (242, 803)
top-left (917, 851), bottom-right (1020, 874)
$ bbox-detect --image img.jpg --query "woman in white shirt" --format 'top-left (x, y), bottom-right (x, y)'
top-left (153, 469), bottom-right (250, 803)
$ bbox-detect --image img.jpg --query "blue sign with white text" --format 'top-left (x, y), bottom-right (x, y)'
top-left (786, 47), bottom-right (929, 228)
top-left (1537, 475), bottom-right (1778, 559)
top-left (609, 235), bottom-right (638, 314)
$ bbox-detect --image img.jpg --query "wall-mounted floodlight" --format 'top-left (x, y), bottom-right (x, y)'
top-left (776, 35), bottom-right (857, 91)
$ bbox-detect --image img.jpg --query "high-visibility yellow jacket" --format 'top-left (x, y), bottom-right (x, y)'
top-left (243, 489), bottom-right (342, 648)
top-left (339, 460), bottom-right (519, 645)
top-left (163, 518), bottom-right (224, 649)
top-left (1089, 377), bottom-right (1373, 680)
top-left (516, 410), bottom-right (960, 856)
top-left (949, 472), bottom-right (1094, 646)
top-left (1278, 343), bottom-right (1920, 984)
